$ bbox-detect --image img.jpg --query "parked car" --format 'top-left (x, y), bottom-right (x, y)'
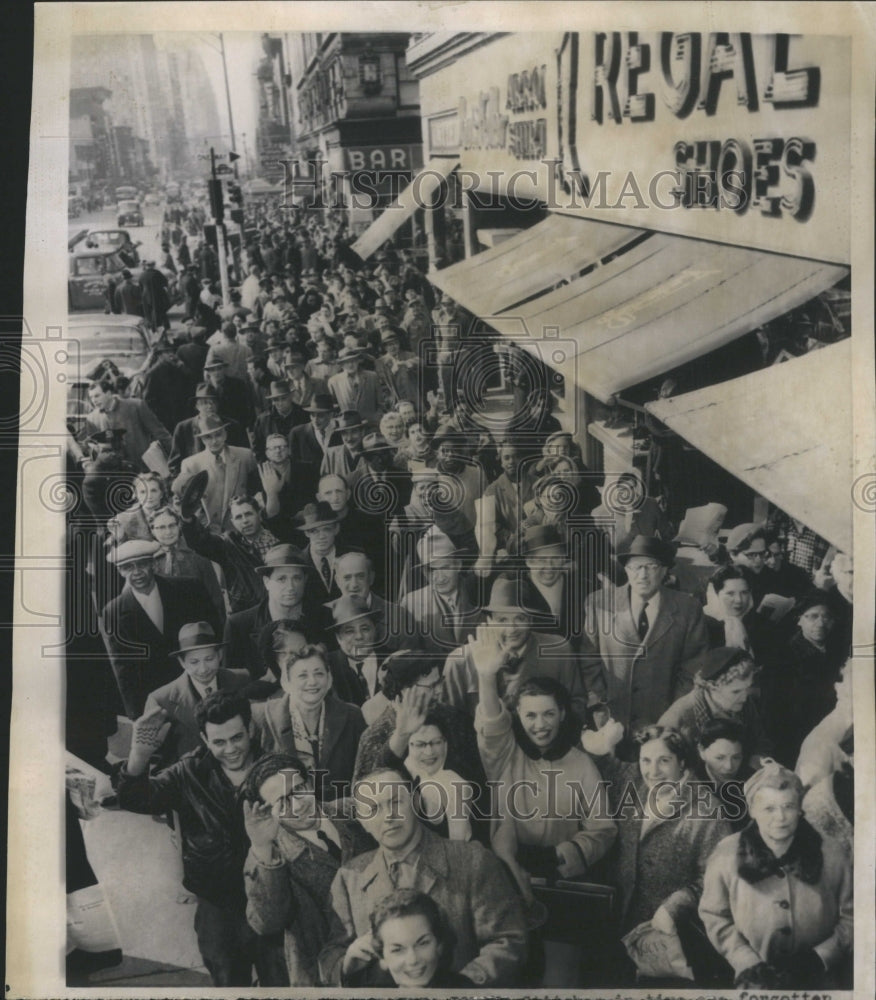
top-left (66, 313), bottom-right (154, 421)
top-left (68, 248), bottom-right (138, 311)
top-left (117, 199), bottom-right (143, 226)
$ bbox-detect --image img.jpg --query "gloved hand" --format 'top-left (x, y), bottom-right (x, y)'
top-left (735, 962), bottom-right (782, 990)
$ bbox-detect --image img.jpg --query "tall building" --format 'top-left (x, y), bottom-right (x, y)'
top-left (284, 32), bottom-right (422, 233)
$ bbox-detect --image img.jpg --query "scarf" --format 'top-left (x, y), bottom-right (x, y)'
top-left (737, 817), bottom-right (824, 885)
top-left (703, 583), bottom-right (753, 651)
top-left (287, 700), bottom-right (325, 772)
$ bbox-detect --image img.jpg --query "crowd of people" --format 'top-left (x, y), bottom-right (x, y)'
top-left (64, 197), bottom-right (856, 990)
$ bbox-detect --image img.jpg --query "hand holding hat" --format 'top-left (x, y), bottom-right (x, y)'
top-left (180, 470), bottom-right (209, 521)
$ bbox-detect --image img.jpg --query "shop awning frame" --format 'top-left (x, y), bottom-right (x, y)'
top-left (435, 212), bottom-right (848, 406)
top-left (351, 158), bottom-right (458, 261)
top-left (429, 213), bottom-right (644, 316)
top-left (645, 341), bottom-right (852, 552)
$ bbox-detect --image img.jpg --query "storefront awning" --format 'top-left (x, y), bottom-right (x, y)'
top-left (645, 341), bottom-right (852, 552)
top-left (482, 225), bottom-right (848, 404)
top-left (430, 213), bottom-right (643, 316)
top-left (351, 158), bottom-right (458, 261)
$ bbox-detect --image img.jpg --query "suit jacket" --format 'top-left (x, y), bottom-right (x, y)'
top-left (327, 370), bottom-right (382, 426)
top-left (173, 445), bottom-right (259, 529)
top-left (289, 421), bottom-right (328, 465)
top-left (582, 584), bottom-right (709, 730)
top-left (301, 544), bottom-right (346, 601)
top-left (102, 575), bottom-right (221, 719)
top-left (287, 375), bottom-right (327, 410)
top-left (319, 445), bottom-right (367, 484)
top-left (252, 406), bottom-right (306, 463)
top-left (250, 693), bottom-right (365, 800)
top-left (483, 471), bottom-right (534, 552)
top-left (212, 375), bottom-right (255, 431)
top-left (223, 597), bottom-right (333, 680)
top-left (318, 829), bottom-right (526, 986)
top-left (400, 583), bottom-right (481, 655)
top-left (168, 415), bottom-right (249, 476)
top-left (145, 667), bottom-right (250, 762)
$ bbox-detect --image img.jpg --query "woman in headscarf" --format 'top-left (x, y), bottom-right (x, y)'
top-left (107, 471), bottom-right (168, 543)
top-left (692, 717), bottom-right (752, 831)
top-left (700, 761), bottom-right (852, 990)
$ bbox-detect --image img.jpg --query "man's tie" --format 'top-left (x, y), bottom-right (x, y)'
top-left (637, 602), bottom-right (650, 641)
top-left (388, 859), bottom-right (401, 888)
top-left (215, 452), bottom-right (225, 468)
top-left (321, 556), bottom-right (331, 591)
top-left (353, 659), bottom-right (368, 697)
top-left (316, 829), bottom-right (342, 863)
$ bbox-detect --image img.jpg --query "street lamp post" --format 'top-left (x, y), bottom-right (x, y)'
top-left (218, 33), bottom-right (238, 179)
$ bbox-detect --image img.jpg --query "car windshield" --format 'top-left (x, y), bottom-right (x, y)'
top-left (119, 200), bottom-right (140, 211)
top-left (72, 253), bottom-right (124, 276)
top-left (85, 231), bottom-right (127, 248)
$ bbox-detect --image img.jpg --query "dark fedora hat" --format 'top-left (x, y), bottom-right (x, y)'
top-left (617, 535), bottom-right (676, 567)
top-left (266, 379), bottom-right (294, 401)
top-left (303, 393), bottom-right (336, 414)
top-left (194, 414), bottom-right (230, 437)
top-left (326, 595), bottom-right (383, 630)
top-left (179, 469), bottom-right (210, 519)
top-left (361, 432), bottom-right (394, 453)
top-left (190, 382), bottom-right (220, 403)
top-left (337, 345), bottom-right (367, 363)
top-left (332, 410), bottom-right (366, 432)
top-left (294, 501), bottom-right (339, 531)
top-left (170, 621), bottom-right (227, 658)
top-left (255, 544), bottom-right (313, 575)
top-left (521, 524), bottom-right (567, 556)
top-left (202, 358), bottom-right (228, 371)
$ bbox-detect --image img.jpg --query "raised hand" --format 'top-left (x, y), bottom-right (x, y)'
top-left (467, 624), bottom-right (506, 677)
top-left (243, 798), bottom-right (281, 854)
top-left (393, 683), bottom-right (431, 742)
top-left (342, 932), bottom-right (379, 974)
top-left (259, 462), bottom-right (283, 495)
top-left (132, 702), bottom-right (171, 751)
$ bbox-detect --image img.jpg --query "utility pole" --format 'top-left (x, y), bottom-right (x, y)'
top-left (209, 146), bottom-right (231, 306)
top-left (219, 34), bottom-right (238, 180)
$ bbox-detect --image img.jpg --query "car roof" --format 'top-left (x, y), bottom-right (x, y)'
top-left (70, 246), bottom-right (122, 259)
top-left (67, 312), bottom-right (148, 330)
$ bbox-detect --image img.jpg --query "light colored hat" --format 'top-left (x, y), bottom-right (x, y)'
top-left (743, 759), bottom-right (804, 809)
top-left (108, 539), bottom-right (161, 565)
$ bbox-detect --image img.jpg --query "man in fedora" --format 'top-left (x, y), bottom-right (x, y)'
top-left (442, 574), bottom-right (588, 719)
top-left (347, 431), bottom-right (411, 509)
top-left (323, 595), bottom-right (389, 705)
top-left (400, 526), bottom-right (480, 655)
top-left (375, 327), bottom-right (419, 408)
top-left (320, 410), bottom-right (368, 482)
top-left (328, 345), bottom-right (382, 425)
top-left (284, 351), bottom-right (326, 410)
top-left (102, 539), bottom-right (221, 718)
top-left (581, 534), bottom-right (709, 736)
top-left (520, 524), bottom-right (577, 649)
top-left (290, 392), bottom-right (335, 465)
top-left (264, 336), bottom-right (286, 380)
top-left (140, 621), bottom-right (251, 764)
top-left (203, 357), bottom-right (255, 431)
top-left (172, 414), bottom-right (259, 530)
top-left (168, 381), bottom-right (248, 476)
top-left (252, 379), bottom-right (306, 463)
top-left (295, 501), bottom-right (349, 600)
top-left (223, 544), bottom-right (331, 681)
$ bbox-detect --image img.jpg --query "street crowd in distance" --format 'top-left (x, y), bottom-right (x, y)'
top-left (64, 194), bottom-right (855, 991)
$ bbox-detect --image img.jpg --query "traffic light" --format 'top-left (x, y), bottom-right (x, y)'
top-left (228, 183), bottom-right (243, 206)
top-left (207, 178), bottom-right (224, 221)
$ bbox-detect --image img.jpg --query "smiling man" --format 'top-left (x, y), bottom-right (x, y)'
top-left (140, 622), bottom-right (251, 763)
top-left (317, 765), bottom-right (527, 987)
top-left (115, 691), bottom-right (286, 987)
